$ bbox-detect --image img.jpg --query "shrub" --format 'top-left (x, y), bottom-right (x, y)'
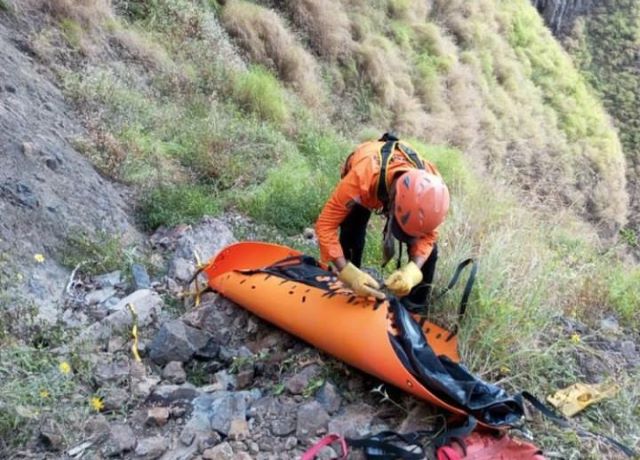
top-left (39, 0), bottom-right (112, 29)
top-left (231, 66), bottom-right (290, 125)
top-left (285, 0), bottom-right (353, 61)
top-left (139, 184), bottom-right (220, 230)
top-left (221, 0), bottom-right (324, 106)
top-left (0, 0), bottom-right (11, 12)
top-left (606, 266), bottom-right (640, 326)
top-left (244, 158), bottom-right (331, 234)
top-left (59, 230), bottom-right (132, 276)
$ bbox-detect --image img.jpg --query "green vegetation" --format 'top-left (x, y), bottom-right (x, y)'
top-left (0, 0), bottom-right (12, 13)
top-left (231, 66), bottom-right (290, 124)
top-left (17, 0), bottom-right (639, 456)
top-left (59, 230), bottom-right (138, 276)
top-left (139, 184), bottom-right (220, 230)
top-left (566, 1), bottom-right (640, 161)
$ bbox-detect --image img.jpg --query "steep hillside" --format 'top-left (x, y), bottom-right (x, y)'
top-left (0, 12), bottom-right (135, 322)
top-left (539, 0), bottom-right (640, 241)
top-left (0, 0), bottom-right (638, 458)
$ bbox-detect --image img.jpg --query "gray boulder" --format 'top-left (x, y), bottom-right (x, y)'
top-left (149, 319), bottom-right (217, 365)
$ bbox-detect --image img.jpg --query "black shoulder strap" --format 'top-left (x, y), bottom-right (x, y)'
top-left (346, 430), bottom-right (425, 460)
top-left (376, 133), bottom-right (427, 206)
top-left (397, 143), bottom-right (424, 169)
top-left (377, 140), bottom-right (397, 206)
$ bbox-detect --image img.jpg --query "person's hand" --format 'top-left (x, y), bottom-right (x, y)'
top-left (338, 263), bottom-right (385, 299)
top-left (384, 262), bottom-right (423, 297)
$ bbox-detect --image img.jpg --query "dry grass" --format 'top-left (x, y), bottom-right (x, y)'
top-left (354, 34), bottom-right (428, 135)
top-left (387, 0), bottom-right (430, 21)
top-left (111, 26), bottom-right (174, 72)
top-left (38, 0), bottom-right (112, 28)
top-left (221, 0), bottom-right (324, 107)
top-left (286, 0), bottom-right (354, 62)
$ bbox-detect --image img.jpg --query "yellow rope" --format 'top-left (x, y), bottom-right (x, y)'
top-left (126, 303), bottom-right (142, 362)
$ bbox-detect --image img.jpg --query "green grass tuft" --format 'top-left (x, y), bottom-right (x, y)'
top-left (139, 184), bottom-right (220, 230)
top-left (231, 66), bottom-right (290, 125)
top-left (59, 230), bottom-right (135, 276)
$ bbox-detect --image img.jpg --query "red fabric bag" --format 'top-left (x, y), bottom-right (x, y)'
top-left (437, 432), bottom-right (547, 460)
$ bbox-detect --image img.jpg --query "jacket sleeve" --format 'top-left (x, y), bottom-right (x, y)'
top-left (315, 172), bottom-right (364, 264)
top-left (409, 229), bottom-right (438, 260)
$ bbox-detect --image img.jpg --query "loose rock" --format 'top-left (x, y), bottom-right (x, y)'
top-left (285, 364), bottom-right (321, 395)
top-left (84, 414), bottom-right (110, 442)
top-left (145, 407), bottom-right (170, 427)
top-left (316, 381), bottom-right (342, 414)
top-left (202, 442), bottom-right (234, 460)
top-left (149, 319), bottom-right (216, 365)
top-left (85, 287), bottom-right (116, 306)
top-left (135, 436), bottom-right (169, 459)
top-left (105, 424), bottom-right (136, 457)
top-left (39, 418), bottom-right (63, 451)
top-left (148, 383), bottom-right (201, 405)
top-left (94, 270), bottom-right (122, 287)
top-left (163, 361), bottom-right (187, 384)
top-left (132, 263), bottom-right (151, 290)
top-left (102, 387), bottom-right (130, 412)
top-left (296, 401), bottom-right (329, 441)
top-left (94, 359), bottom-right (130, 387)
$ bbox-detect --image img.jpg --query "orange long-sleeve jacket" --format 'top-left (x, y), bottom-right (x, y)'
top-left (316, 140), bottom-right (442, 264)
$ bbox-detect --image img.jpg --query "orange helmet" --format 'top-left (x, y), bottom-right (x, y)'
top-left (391, 170), bottom-right (450, 241)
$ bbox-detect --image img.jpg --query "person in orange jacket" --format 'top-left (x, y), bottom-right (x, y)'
top-left (315, 133), bottom-right (449, 301)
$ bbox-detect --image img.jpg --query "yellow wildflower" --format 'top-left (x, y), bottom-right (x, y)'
top-left (34, 253), bottom-right (45, 263)
top-left (58, 361), bottom-right (71, 374)
top-left (570, 333), bottom-right (581, 344)
top-left (90, 396), bottom-right (104, 412)
top-left (40, 389), bottom-right (50, 399)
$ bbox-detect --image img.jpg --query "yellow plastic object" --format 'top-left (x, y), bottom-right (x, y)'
top-left (547, 382), bottom-right (619, 417)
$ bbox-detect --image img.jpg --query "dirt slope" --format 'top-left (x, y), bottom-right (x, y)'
top-left (0, 15), bottom-right (135, 321)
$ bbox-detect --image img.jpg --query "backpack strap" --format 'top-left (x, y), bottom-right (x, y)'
top-left (346, 430), bottom-right (427, 459)
top-left (376, 133), bottom-right (425, 208)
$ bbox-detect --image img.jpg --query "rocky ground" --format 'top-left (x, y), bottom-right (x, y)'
top-left (7, 217), bottom-right (440, 460)
top-left (3, 216), bottom-right (633, 460)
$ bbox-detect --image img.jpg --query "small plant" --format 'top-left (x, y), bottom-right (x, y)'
top-left (231, 66), bottom-right (290, 125)
top-left (302, 377), bottom-right (325, 398)
top-left (620, 227), bottom-right (638, 248)
top-left (371, 384), bottom-right (409, 414)
top-left (0, 0), bottom-right (13, 13)
top-left (138, 184), bottom-right (220, 230)
top-left (59, 230), bottom-right (131, 276)
top-left (60, 18), bottom-right (84, 49)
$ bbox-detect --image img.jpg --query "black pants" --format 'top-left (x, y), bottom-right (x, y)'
top-left (339, 204), bottom-right (438, 304)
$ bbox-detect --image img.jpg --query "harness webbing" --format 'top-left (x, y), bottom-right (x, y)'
top-left (376, 132), bottom-right (425, 209)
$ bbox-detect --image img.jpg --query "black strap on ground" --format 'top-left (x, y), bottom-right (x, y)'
top-left (431, 416), bottom-right (478, 448)
top-left (347, 431), bottom-right (425, 460)
top-left (430, 258), bottom-right (477, 340)
top-left (345, 417), bottom-right (477, 459)
top-left (518, 391), bottom-right (637, 458)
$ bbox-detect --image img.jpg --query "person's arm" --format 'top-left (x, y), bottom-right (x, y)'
top-left (315, 172), bottom-right (362, 267)
top-left (315, 175), bottom-right (385, 299)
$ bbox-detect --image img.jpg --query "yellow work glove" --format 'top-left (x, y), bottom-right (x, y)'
top-left (338, 263), bottom-right (386, 299)
top-left (384, 262), bottom-right (423, 297)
